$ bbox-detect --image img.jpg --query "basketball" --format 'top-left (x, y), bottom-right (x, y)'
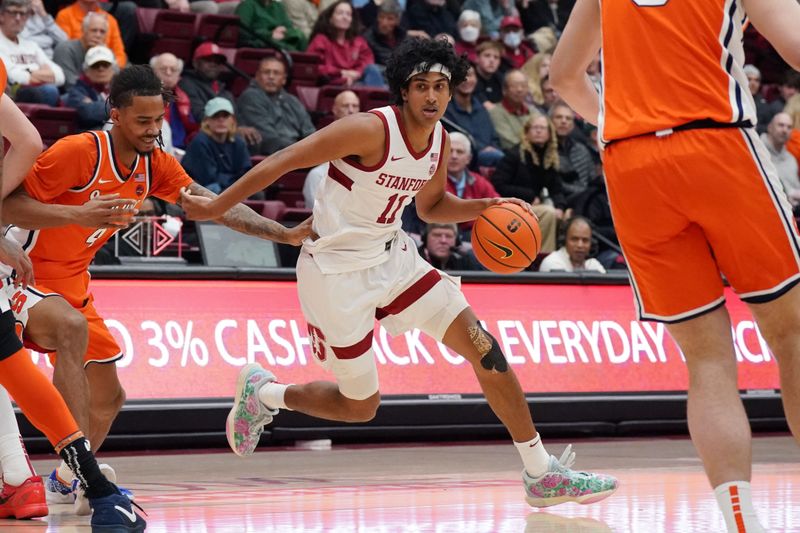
top-left (471, 203), bottom-right (541, 274)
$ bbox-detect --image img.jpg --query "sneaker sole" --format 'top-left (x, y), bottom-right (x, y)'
top-left (525, 486), bottom-right (618, 508)
top-left (10, 501), bottom-right (49, 519)
top-left (226, 364), bottom-right (270, 457)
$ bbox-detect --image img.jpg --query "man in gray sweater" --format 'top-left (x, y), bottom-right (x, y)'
top-left (236, 55), bottom-right (315, 155)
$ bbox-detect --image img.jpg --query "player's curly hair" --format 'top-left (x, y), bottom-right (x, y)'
top-left (109, 64), bottom-right (172, 109)
top-left (385, 37), bottom-right (470, 105)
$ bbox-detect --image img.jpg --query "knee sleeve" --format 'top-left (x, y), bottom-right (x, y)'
top-left (471, 323), bottom-right (508, 373)
top-left (0, 311), bottom-right (24, 361)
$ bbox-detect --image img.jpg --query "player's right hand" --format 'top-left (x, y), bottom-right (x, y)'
top-left (77, 193), bottom-right (138, 229)
top-left (0, 237), bottom-right (33, 289)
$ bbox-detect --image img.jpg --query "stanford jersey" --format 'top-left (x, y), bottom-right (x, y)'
top-left (305, 105), bottom-right (447, 274)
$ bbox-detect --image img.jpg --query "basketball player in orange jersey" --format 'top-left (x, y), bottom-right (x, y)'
top-left (551, 1), bottom-right (800, 531)
top-left (181, 37), bottom-right (618, 507)
top-left (1, 64), bottom-right (312, 511)
top-left (0, 58), bottom-right (146, 529)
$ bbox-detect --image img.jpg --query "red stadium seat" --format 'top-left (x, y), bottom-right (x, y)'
top-left (195, 14), bottom-right (240, 48)
top-left (136, 9), bottom-right (197, 62)
top-left (316, 85), bottom-right (344, 114)
top-left (21, 105), bottom-right (78, 146)
top-left (353, 87), bottom-right (392, 112)
top-left (288, 51), bottom-right (321, 87)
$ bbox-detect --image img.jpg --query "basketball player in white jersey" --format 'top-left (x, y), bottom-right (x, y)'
top-left (181, 37), bottom-right (618, 506)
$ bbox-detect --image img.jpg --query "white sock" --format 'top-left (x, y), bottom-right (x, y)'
top-left (514, 434), bottom-right (550, 478)
top-left (0, 386), bottom-right (34, 486)
top-left (258, 382), bottom-right (293, 411)
top-left (714, 481), bottom-right (765, 533)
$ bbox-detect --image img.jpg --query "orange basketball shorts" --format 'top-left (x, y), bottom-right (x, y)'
top-left (19, 272), bottom-right (123, 366)
top-left (603, 126), bottom-right (800, 322)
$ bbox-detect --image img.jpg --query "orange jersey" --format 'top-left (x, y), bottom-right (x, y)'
top-left (0, 57), bottom-right (6, 94)
top-left (599, 0), bottom-right (754, 143)
top-left (18, 131), bottom-right (193, 280)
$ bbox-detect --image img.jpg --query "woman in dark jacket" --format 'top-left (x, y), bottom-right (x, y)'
top-left (491, 112), bottom-right (575, 213)
top-left (490, 112), bottom-right (574, 252)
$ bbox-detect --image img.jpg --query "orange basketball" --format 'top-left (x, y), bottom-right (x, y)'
top-left (471, 203), bottom-right (541, 273)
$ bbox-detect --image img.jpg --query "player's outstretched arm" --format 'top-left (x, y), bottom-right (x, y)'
top-left (180, 113), bottom-right (386, 221)
top-left (2, 187), bottom-right (137, 230)
top-left (179, 182), bottom-right (313, 245)
top-left (743, 0), bottom-right (800, 70)
top-left (549, 0), bottom-right (601, 125)
top-left (0, 95), bottom-right (42, 200)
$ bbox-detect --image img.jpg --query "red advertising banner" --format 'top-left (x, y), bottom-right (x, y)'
top-left (29, 280), bottom-right (779, 400)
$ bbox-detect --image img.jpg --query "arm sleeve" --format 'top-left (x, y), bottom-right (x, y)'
top-left (45, 15), bottom-right (68, 44)
top-left (149, 149), bottom-right (196, 204)
top-left (24, 134), bottom-right (97, 201)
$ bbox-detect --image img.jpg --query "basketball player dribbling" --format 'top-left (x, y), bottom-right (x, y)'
top-left (1, 64), bottom-right (312, 513)
top-left (551, 1), bottom-right (800, 531)
top-left (0, 57), bottom-right (146, 530)
top-left (181, 37), bottom-right (618, 507)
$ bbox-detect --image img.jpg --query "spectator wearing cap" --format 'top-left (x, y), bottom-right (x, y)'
top-left (0, 0), bottom-right (64, 105)
top-left (63, 45), bottom-right (113, 130)
top-left (364, 0), bottom-right (408, 68)
top-left (454, 9), bottom-right (480, 63)
top-left (498, 15), bottom-right (533, 70)
top-left (461, 0), bottom-right (507, 39)
top-left (55, 0), bottom-right (127, 67)
top-left (53, 11), bottom-right (111, 88)
top-left (443, 64), bottom-right (504, 167)
top-left (236, 0), bottom-right (307, 51)
top-left (308, 0), bottom-right (384, 87)
top-left (403, 0), bottom-right (456, 40)
top-left (151, 52), bottom-right (197, 150)
top-left (179, 43), bottom-right (264, 147)
top-left (182, 97), bottom-right (253, 194)
top-left (237, 55), bottom-right (315, 155)
top-left (473, 39), bottom-right (504, 108)
top-left (20, 0), bottom-right (66, 58)
top-left (303, 89), bottom-right (360, 208)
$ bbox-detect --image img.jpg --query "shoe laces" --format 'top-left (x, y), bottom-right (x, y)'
top-left (556, 444), bottom-right (576, 470)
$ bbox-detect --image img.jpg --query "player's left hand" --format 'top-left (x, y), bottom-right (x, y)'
top-left (179, 187), bottom-right (223, 221)
top-left (0, 237), bottom-right (34, 289)
top-left (281, 216), bottom-right (313, 246)
top-left (490, 197), bottom-right (538, 219)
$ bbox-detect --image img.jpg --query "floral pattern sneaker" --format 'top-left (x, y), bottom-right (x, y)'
top-left (524, 445), bottom-right (619, 508)
top-left (226, 363), bottom-right (278, 457)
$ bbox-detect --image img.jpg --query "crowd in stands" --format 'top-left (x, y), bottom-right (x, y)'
top-left (2, 0), bottom-right (799, 273)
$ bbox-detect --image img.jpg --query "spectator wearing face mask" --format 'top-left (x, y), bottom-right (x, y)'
top-left (454, 9), bottom-right (480, 63)
top-left (461, 0), bottom-right (508, 39)
top-left (498, 16), bottom-right (533, 71)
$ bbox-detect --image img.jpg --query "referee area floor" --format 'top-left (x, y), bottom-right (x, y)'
top-left (6, 434), bottom-right (799, 532)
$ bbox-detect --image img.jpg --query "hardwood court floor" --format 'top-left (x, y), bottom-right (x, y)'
top-left (4, 434), bottom-right (798, 532)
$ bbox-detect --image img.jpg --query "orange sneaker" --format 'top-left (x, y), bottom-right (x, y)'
top-left (0, 476), bottom-right (49, 519)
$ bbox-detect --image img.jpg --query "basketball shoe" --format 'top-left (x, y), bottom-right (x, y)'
top-left (523, 445), bottom-right (619, 507)
top-left (89, 489), bottom-right (146, 532)
top-left (45, 469), bottom-right (74, 504)
top-left (0, 475), bottom-right (48, 519)
top-left (226, 363), bottom-right (278, 457)
top-left (74, 463), bottom-right (119, 516)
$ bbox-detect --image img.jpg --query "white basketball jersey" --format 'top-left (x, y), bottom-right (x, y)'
top-left (304, 105), bottom-right (446, 274)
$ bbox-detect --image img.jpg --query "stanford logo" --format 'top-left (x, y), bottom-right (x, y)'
top-left (136, 185), bottom-right (144, 196)
top-left (429, 164), bottom-right (436, 175)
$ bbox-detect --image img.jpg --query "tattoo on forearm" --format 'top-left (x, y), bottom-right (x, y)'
top-left (185, 183), bottom-right (286, 241)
